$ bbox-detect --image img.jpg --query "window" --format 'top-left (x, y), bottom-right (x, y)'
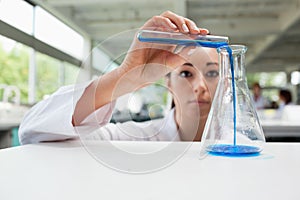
top-left (247, 72), bottom-right (287, 102)
top-left (35, 7), bottom-right (84, 60)
top-left (64, 62), bottom-right (80, 85)
top-left (36, 52), bottom-right (61, 101)
top-left (0, 2), bottom-right (86, 104)
top-left (0, 0), bottom-right (33, 34)
top-left (291, 71), bottom-right (300, 85)
top-left (92, 47), bottom-right (119, 73)
top-left (0, 35), bottom-right (30, 103)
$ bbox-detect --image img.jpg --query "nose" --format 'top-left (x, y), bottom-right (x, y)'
top-left (193, 75), bottom-right (208, 94)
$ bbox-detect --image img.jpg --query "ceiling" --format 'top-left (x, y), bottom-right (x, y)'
top-left (31, 0), bottom-right (300, 73)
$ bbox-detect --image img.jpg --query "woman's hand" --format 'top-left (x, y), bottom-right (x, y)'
top-left (119, 11), bottom-right (209, 87)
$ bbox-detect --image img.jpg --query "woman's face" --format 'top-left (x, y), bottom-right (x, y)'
top-left (167, 47), bottom-right (219, 120)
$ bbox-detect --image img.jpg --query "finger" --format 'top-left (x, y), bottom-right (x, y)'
top-left (173, 45), bottom-right (185, 54)
top-left (161, 11), bottom-right (190, 33)
top-left (164, 18), bottom-right (178, 30)
top-left (143, 15), bottom-right (178, 31)
top-left (184, 18), bottom-right (200, 34)
top-left (199, 28), bottom-right (210, 35)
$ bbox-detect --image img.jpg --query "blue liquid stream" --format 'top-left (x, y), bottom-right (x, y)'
top-left (199, 43), bottom-right (237, 147)
top-left (226, 47), bottom-right (237, 146)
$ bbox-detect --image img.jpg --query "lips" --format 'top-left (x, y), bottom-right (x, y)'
top-left (189, 99), bottom-right (210, 105)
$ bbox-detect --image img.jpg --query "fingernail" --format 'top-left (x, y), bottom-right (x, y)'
top-left (200, 28), bottom-right (209, 35)
top-left (182, 24), bottom-right (189, 33)
top-left (191, 23), bottom-right (199, 31)
top-left (170, 23), bottom-right (177, 29)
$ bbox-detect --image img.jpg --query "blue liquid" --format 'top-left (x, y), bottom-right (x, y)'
top-left (138, 36), bottom-right (228, 48)
top-left (226, 46), bottom-right (237, 146)
top-left (207, 144), bottom-right (261, 157)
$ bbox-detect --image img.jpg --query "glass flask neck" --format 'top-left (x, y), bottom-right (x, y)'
top-left (218, 45), bottom-right (247, 80)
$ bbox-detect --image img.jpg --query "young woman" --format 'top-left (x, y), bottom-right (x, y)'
top-left (19, 11), bottom-right (219, 144)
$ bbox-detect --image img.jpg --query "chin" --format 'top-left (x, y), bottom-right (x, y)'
top-left (185, 107), bottom-right (201, 118)
top-left (190, 107), bottom-right (210, 119)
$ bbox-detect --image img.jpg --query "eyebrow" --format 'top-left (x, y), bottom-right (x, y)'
top-left (182, 62), bottom-right (193, 67)
top-left (207, 62), bottom-right (218, 67)
top-left (182, 62), bottom-right (218, 67)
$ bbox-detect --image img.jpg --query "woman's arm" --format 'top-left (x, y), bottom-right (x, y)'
top-left (72, 11), bottom-right (208, 125)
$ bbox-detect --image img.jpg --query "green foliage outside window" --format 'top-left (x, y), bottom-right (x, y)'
top-left (0, 42), bottom-right (29, 103)
top-left (0, 37), bottom-right (79, 104)
top-left (36, 53), bottom-right (60, 101)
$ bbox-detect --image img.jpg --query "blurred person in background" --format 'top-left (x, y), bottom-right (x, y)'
top-left (252, 82), bottom-right (269, 110)
top-left (278, 89), bottom-right (293, 106)
top-left (275, 89), bottom-right (294, 119)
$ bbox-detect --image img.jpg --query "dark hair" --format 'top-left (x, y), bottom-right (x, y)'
top-left (165, 72), bottom-right (175, 108)
top-left (252, 82), bottom-right (261, 89)
top-left (171, 100), bottom-right (175, 108)
top-left (279, 89), bottom-right (292, 105)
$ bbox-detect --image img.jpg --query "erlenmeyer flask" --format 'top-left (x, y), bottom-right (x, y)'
top-left (200, 45), bottom-right (265, 157)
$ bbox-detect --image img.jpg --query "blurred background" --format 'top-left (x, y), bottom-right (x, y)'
top-left (1, 0), bottom-right (300, 148)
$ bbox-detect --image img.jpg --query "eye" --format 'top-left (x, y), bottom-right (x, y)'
top-left (205, 70), bottom-right (219, 78)
top-left (179, 70), bottom-right (193, 78)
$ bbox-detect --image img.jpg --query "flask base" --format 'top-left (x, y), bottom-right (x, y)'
top-left (207, 144), bottom-right (261, 157)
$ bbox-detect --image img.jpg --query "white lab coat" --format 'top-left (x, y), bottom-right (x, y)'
top-left (19, 82), bottom-right (181, 145)
top-left (253, 95), bottom-right (268, 110)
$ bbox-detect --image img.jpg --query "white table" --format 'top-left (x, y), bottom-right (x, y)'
top-left (0, 140), bottom-right (300, 200)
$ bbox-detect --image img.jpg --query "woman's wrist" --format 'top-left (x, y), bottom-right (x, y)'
top-left (94, 65), bottom-right (141, 108)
